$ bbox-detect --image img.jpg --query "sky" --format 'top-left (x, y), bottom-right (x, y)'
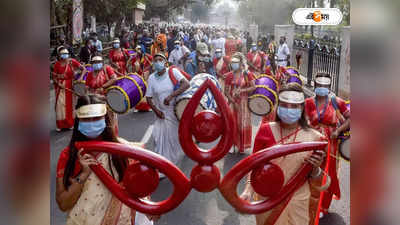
top-left (213, 0), bottom-right (239, 10)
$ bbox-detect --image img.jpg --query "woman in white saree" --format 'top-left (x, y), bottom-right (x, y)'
top-left (55, 94), bottom-right (159, 225)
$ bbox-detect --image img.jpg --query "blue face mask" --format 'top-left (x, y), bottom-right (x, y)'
top-left (154, 61), bottom-right (165, 72)
top-left (93, 63), bottom-right (103, 71)
top-left (215, 53), bottom-right (222, 58)
top-left (113, 43), bottom-right (120, 48)
top-left (78, 119), bottom-right (106, 139)
top-left (315, 87), bottom-right (330, 96)
top-left (277, 106), bottom-right (302, 124)
top-left (60, 53), bottom-right (69, 59)
top-left (252, 46), bottom-right (257, 51)
top-left (175, 45), bottom-right (180, 49)
top-left (231, 63), bottom-right (240, 71)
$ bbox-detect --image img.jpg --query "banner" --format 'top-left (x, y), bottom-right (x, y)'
top-left (72, 0), bottom-right (83, 44)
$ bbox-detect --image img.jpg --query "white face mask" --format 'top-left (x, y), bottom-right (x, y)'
top-left (231, 63), bottom-right (240, 71)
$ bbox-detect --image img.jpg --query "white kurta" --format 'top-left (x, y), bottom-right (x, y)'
top-left (146, 68), bottom-right (186, 165)
top-left (168, 46), bottom-right (190, 70)
top-left (277, 43), bottom-right (290, 67)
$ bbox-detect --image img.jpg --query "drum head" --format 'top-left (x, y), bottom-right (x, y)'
top-left (175, 98), bottom-right (204, 120)
top-left (73, 82), bottom-right (87, 96)
top-left (248, 97), bottom-right (272, 116)
top-left (339, 139), bottom-right (350, 161)
top-left (107, 89), bottom-right (129, 114)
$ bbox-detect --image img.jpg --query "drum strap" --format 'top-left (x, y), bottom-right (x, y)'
top-left (331, 96), bottom-right (346, 125)
top-left (315, 97), bottom-right (329, 123)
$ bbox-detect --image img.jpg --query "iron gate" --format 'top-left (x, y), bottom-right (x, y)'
top-left (293, 39), bottom-right (341, 94)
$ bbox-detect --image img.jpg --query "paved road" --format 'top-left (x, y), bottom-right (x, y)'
top-left (50, 90), bottom-right (349, 225)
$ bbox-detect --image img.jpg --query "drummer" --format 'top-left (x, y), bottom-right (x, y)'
top-left (224, 52), bottom-right (256, 154)
top-left (84, 55), bottom-right (119, 134)
top-left (52, 47), bottom-right (87, 131)
top-left (108, 38), bottom-right (131, 77)
top-left (304, 72), bottom-right (350, 218)
top-left (130, 45), bottom-right (153, 79)
top-left (84, 56), bottom-right (117, 95)
top-left (145, 53), bottom-right (190, 176)
top-left (240, 84), bottom-right (327, 225)
top-left (130, 45), bottom-right (153, 112)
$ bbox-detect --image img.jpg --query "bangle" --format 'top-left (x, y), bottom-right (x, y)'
top-left (75, 176), bottom-right (84, 185)
top-left (310, 167), bottom-right (322, 179)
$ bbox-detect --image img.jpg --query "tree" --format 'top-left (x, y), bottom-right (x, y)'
top-left (144, 0), bottom-right (219, 22)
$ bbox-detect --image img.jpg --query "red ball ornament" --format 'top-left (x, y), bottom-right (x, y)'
top-left (122, 162), bottom-right (159, 198)
top-left (250, 163), bottom-right (285, 198)
top-left (190, 164), bottom-right (221, 192)
top-left (191, 110), bottom-right (223, 143)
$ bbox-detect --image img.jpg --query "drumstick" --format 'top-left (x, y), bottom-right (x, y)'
top-left (53, 80), bottom-right (83, 97)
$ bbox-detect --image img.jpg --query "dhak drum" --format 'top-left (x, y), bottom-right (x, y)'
top-left (106, 73), bottom-right (147, 114)
top-left (248, 74), bottom-right (278, 116)
top-left (285, 67), bottom-right (300, 75)
top-left (174, 73), bottom-right (222, 120)
top-left (127, 49), bottom-right (136, 56)
top-left (286, 74), bottom-right (303, 88)
top-left (339, 101), bottom-right (350, 161)
top-left (73, 64), bottom-right (93, 96)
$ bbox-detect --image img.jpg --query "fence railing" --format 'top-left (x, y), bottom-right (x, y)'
top-left (292, 39), bottom-right (341, 94)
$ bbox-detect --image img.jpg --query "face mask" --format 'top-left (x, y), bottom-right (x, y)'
top-left (154, 61), bottom-right (165, 72)
top-left (175, 45), bottom-right (180, 49)
top-left (113, 43), bottom-right (120, 48)
top-left (277, 106), bottom-right (302, 124)
top-left (78, 119), bottom-right (106, 139)
top-left (315, 87), bottom-right (330, 96)
top-left (198, 56), bottom-right (210, 62)
top-left (60, 53), bottom-right (69, 59)
top-left (215, 53), bottom-right (222, 58)
top-left (252, 46), bottom-right (257, 51)
top-left (93, 63), bottom-right (103, 71)
top-left (231, 63), bottom-right (240, 71)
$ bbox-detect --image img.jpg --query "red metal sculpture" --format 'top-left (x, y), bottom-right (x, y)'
top-left (75, 141), bottom-right (191, 215)
top-left (75, 79), bottom-right (328, 216)
top-left (219, 142), bottom-right (327, 214)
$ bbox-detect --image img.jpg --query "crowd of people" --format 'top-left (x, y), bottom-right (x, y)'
top-left (52, 23), bottom-right (349, 225)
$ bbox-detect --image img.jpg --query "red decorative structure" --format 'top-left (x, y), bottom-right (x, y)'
top-left (219, 142), bottom-right (327, 214)
top-left (75, 141), bottom-right (191, 215)
top-left (250, 163), bottom-right (284, 198)
top-left (191, 110), bottom-right (224, 143)
top-left (122, 162), bottom-right (159, 198)
top-left (75, 79), bottom-right (328, 216)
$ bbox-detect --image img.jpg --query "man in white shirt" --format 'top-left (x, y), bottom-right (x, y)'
top-left (211, 32), bottom-right (226, 57)
top-left (168, 40), bottom-right (191, 70)
top-left (146, 53), bottom-right (190, 171)
top-left (276, 36), bottom-right (290, 67)
top-left (90, 32), bottom-right (103, 52)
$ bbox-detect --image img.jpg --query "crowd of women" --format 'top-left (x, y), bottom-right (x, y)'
top-left (53, 23), bottom-right (350, 225)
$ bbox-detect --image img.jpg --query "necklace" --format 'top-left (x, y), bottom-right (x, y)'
top-left (278, 124), bottom-right (301, 144)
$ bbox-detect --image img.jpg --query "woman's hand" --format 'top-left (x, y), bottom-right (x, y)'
top-left (305, 150), bottom-right (326, 168)
top-left (155, 109), bottom-right (165, 119)
top-left (240, 189), bottom-right (253, 202)
top-left (330, 130), bottom-right (340, 139)
top-left (78, 148), bottom-right (98, 174)
top-left (233, 89), bottom-right (241, 98)
top-left (146, 214), bottom-right (161, 221)
top-left (163, 95), bottom-right (173, 106)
